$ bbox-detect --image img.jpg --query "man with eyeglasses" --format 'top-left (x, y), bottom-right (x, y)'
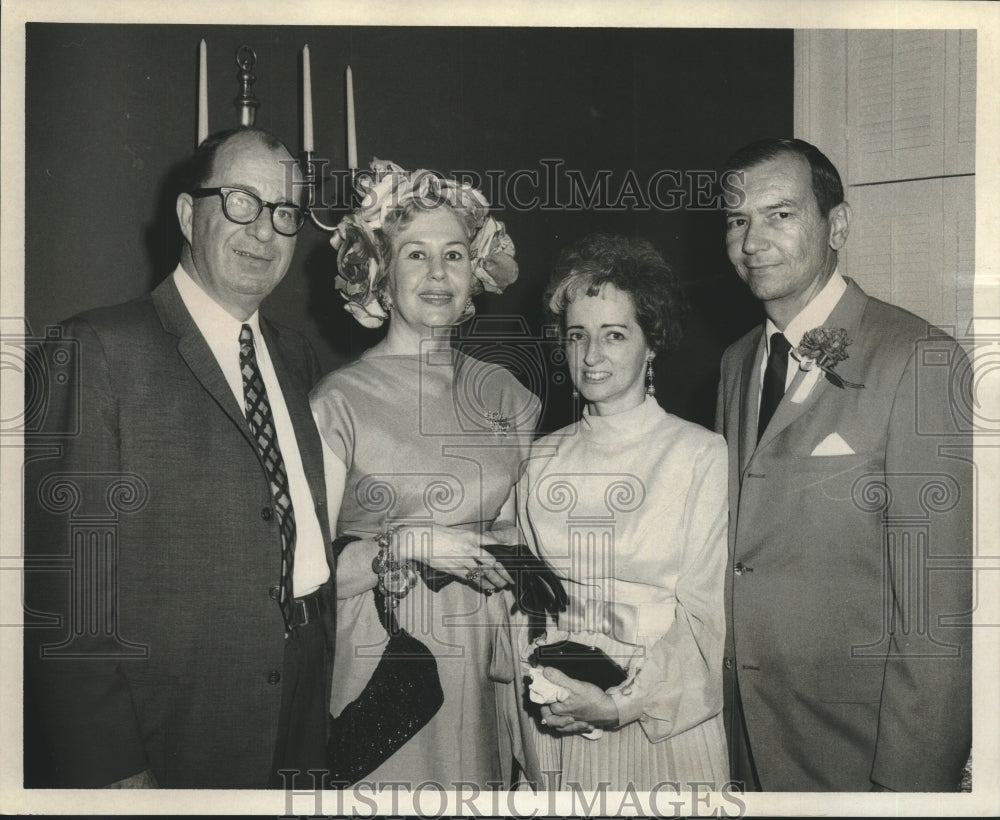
top-left (24, 128), bottom-right (335, 788)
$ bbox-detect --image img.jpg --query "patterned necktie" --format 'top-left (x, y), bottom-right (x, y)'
top-left (758, 332), bottom-right (792, 442)
top-left (239, 324), bottom-right (296, 628)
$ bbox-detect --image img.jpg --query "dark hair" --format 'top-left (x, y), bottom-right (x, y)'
top-left (182, 127), bottom-right (295, 192)
top-left (724, 137), bottom-right (844, 215)
top-left (545, 233), bottom-right (688, 355)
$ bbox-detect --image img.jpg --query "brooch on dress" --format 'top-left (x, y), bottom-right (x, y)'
top-left (484, 410), bottom-right (510, 436)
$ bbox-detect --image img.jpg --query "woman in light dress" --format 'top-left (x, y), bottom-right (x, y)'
top-left (515, 233), bottom-right (729, 791)
top-left (310, 162), bottom-right (539, 786)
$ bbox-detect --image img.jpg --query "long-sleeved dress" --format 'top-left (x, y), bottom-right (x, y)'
top-left (516, 396), bottom-right (729, 790)
top-left (310, 349), bottom-right (539, 786)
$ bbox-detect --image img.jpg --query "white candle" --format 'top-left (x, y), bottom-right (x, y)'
top-left (197, 39), bottom-right (208, 145)
top-left (346, 65), bottom-right (357, 169)
top-left (302, 45), bottom-right (314, 152)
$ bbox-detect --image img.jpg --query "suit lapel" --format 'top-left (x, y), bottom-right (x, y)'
top-left (737, 329), bottom-right (764, 474)
top-left (754, 278), bottom-right (870, 454)
top-left (154, 277), bottom-right (333, 578)
top-left (754, 360), bottom-right (830, 452)
top-left (261, 320), bottom-right (326, 514)
top-left (152, 276), bottom-right (254, 447)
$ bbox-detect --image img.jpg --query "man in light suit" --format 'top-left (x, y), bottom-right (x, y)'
top-left (715, 138), bottom-right (972, 791)
top-left (24, 128), bottom-right (335, 788)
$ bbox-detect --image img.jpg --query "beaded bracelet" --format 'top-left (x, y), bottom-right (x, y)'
top-left (371, 526), bottom-right (418, 607)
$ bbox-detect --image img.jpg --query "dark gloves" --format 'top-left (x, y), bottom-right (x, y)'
top-left (481, 542), bottom-right (569, 619)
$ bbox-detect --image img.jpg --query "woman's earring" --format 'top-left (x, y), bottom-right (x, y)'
top-left (645, 358), bottom-right (655, 397)
top-left (454, 296), bottom-right (476, 325)
top-left (377, 292), bottom-right (393, 312)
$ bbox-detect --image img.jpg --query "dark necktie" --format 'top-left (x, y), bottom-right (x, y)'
top-left (758, 332), bottom-right (792, 442)
top-left (239, 324), bottom-right (297, 628)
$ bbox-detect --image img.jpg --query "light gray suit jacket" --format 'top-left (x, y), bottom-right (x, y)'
top-left (716, 278), bottom-right (972, 791)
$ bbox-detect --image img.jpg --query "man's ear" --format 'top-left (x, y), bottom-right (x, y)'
top-left (176, 193), bottom-right (194, 245)
top-left (828, 201), bottom-right (851, 251)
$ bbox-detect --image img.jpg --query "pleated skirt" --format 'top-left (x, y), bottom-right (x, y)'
top-left (530, 710), bottom-right (728, 792)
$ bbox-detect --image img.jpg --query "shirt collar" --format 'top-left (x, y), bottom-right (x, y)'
top-left (764, 268), bottom-right (847, 354)
top-left (172, 262), bottom-right (261, 345)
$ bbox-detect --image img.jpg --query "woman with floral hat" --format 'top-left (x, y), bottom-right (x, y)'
top-left (310, 161), bottom-right (541, 786)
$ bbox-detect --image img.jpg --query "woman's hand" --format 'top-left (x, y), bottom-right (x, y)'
top-left (537, 667), bottom-right (619, 734)
top-left (394, 524), bottom-right (514, 592)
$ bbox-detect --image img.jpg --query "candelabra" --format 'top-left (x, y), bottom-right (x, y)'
top-left (197, 41), bottom-right (358, 231)
top-left (233, 45), bottom-right (260, 128)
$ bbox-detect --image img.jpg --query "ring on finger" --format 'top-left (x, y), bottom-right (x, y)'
top-left (466, 567), bottom-right (483, 582)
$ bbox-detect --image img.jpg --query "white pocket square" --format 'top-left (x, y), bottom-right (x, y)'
top-left (811, 432), bottom-right (855, 456)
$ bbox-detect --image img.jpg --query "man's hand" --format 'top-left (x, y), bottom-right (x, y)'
top-left (105, 769), bottom-right (158, 788)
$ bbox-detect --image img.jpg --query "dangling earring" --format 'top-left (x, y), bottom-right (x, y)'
top-left (572, 386), bottom-right (580, 399)
top-left (377, 291), bottom-right (393, 313)
top-left (645, 358), bottom-right (655, 397)
top-left (454, 296), bottom-right (476, 325)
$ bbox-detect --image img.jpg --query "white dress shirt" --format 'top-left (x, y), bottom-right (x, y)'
top-left (173, 264), bottom-right (329, 597)
top-left (758, 269), bottom-right (848, 406)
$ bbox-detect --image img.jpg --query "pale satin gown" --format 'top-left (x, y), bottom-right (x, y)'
top-left (311, 350), bottom-right (540, 786)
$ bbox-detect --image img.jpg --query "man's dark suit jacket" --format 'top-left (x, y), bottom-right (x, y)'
top-left (24, 275), bottom-right (335, 788)
top-left (716, 278), bottom-right (972, 791)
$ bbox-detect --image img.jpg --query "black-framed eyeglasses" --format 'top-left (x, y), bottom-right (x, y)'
top-left (190, 187), bottom-right (306, 236)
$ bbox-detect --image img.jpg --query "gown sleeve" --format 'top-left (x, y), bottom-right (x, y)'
top-left (610, 437), bottom-right (728, 742)
top-left (308, 376), bottom-right (355, 471)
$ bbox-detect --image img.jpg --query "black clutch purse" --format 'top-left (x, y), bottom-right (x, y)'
top-left (326, 536), bottom-right (444, 787)
top-left (326, 587), bottom-right (444, 786)
top-left (529, 639), bottom-right (628, 691)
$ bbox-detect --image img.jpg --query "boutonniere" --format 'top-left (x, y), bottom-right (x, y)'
top-left (484, 410), bottom-right (510, 436)
top-left (791, 327), bottom-right (865, 389)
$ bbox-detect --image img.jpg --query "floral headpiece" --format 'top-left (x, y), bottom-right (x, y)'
top-left (330, 158), bottom-right (518, 328)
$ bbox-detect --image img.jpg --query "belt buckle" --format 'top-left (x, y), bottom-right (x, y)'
top-left (294, 597), bottom-right (310, 627)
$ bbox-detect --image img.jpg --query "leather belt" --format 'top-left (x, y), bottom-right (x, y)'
top-left (289, 590), bottom-right (323, 627)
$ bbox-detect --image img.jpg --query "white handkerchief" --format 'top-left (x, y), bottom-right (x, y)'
top-left (525, 666), bottom-right (604, 740)
top-left (811, 432), bottom-right (855, 456)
